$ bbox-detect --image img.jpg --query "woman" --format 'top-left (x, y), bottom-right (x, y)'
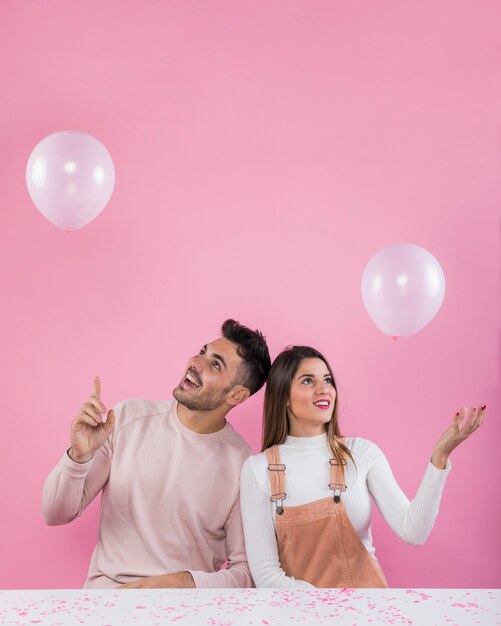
top-left (240, 346), bottom-right (485, 588)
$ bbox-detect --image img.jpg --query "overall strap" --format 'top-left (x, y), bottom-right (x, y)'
top-left (329, 438), bottom-right (348, 503)
top-left (265, 446), bottom-right (286, 514)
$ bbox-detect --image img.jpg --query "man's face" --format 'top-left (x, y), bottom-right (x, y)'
top-left (173, 337), bottom-right (245, 411)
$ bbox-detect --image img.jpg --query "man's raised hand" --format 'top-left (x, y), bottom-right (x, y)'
top-left (68, 377), bottom-right (115, 463)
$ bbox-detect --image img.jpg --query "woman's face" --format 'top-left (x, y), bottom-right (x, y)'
top-left (287, 357), bottom-right (336, 437)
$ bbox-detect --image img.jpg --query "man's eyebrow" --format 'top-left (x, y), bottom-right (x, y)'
top-left (212, 353), bottom-right (227, 369)
top-left (205, 345), bottom-right (227, 369)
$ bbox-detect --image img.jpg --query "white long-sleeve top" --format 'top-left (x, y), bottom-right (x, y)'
top-left (240, 433), bottom-right (451, 588)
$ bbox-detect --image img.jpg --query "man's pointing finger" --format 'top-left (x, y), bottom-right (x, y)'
top-left (93, 376), bottom-right (101, 399)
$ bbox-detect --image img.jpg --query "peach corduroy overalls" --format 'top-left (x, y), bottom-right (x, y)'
top-left (265, 441), bottom-right (388, 588)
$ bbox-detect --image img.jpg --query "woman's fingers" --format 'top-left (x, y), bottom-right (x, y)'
top-left (458, 405), bottom-right (486, 438)
top-left (464, 407), bottom-right (476, 431)
top-left (472, 405), bottom-right (486, 430)
top-left (452, 406), bottom-right (468, 434)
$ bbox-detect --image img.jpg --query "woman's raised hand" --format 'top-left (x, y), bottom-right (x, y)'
top-left (431, 405), bottom-right (485, 469)
top-left (68, 376), bottom-right (115, 463)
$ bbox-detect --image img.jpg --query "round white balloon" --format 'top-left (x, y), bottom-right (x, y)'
top-left (361, 243), bottom-right (446, 337)
top-left (26, 131), bottom-right (115, 231)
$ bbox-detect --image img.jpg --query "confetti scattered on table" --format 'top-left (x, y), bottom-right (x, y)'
top-left (0, 588), bottom-right (499, 626)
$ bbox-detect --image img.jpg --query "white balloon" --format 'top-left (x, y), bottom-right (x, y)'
top-left (361, 243), bottom-right (446, 337)
top-left (26, 131), bottom-right (115, 231)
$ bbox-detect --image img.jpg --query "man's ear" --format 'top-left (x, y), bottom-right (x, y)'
top-left (226, 385), bottom-right (251, 407)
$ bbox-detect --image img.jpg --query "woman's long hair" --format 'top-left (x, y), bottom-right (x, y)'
top-left (262, 346), bottom-right (355, 474)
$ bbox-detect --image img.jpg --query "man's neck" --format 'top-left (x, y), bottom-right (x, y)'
top-left (176, 402), bottom-right (227, 434)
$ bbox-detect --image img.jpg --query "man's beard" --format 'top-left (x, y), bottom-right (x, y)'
top-left (173, 385), bottom-right (227, 411)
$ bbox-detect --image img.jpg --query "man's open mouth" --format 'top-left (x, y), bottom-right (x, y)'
top-left (183, 369), bottom-right (201, 389)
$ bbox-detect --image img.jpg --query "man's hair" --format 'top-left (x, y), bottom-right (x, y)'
top-left (221, 319), bottom-right (271, 395)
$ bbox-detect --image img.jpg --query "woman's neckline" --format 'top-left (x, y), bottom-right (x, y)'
top-left (283, 432), bottom-right (329, 448)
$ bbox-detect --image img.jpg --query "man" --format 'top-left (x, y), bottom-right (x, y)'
top-left (43, 319), bottom-right (271, 588)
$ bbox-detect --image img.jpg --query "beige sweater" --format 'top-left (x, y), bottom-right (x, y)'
top-left (43, 398), bottom-right (252, 588)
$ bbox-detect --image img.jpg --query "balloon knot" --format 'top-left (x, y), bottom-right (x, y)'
top-left (392, 336), bottom-right (399, 342)
top-left (65, 230), bottom-right (72, 235)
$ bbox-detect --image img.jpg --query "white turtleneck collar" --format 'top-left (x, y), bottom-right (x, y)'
top-left (282, 432), bottom-right (328, 448)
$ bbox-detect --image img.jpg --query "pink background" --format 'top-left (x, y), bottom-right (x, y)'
top-left (1, 1), bottom-right (500, 589)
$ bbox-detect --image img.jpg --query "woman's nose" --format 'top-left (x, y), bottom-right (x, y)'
top-left (315, 380), bottom-right (329, 393)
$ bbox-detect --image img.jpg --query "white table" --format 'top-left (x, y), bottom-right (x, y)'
top-left (1, 588), bottom-right (500, 625)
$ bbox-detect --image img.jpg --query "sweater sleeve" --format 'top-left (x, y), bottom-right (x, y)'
top-left (365, 440), bottom-right (451, 546)
top-left (188, 492), bottom-right (253, 588)
top-left (240, 456), bottom-right (315, 589)
top-left (42, 441), bottom-right (112, 525)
